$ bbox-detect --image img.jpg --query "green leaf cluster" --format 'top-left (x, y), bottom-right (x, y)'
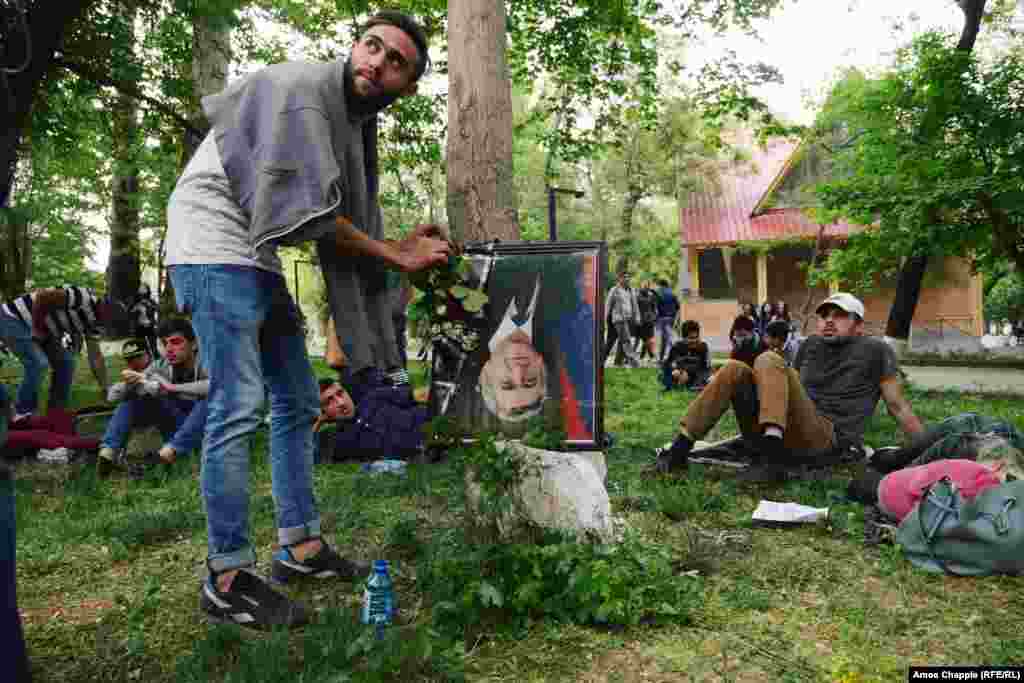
top-left (420, 526), bottom-right (702, 638)
top-left (407, 254), bottom-right (488, 355)
top-left (809, 32), bottom-right (1024, 284)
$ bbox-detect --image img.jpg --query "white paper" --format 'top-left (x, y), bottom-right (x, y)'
top-left (752, 500), bottom-right (829, 524)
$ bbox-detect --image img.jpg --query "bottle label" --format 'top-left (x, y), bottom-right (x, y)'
top-left (361, 586), bottom-right (393, 625)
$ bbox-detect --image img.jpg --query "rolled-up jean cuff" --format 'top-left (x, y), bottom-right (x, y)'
top-left (208, 546), bottom-right (257, 574)
top-left (279, 519), bottom-right (321, 547)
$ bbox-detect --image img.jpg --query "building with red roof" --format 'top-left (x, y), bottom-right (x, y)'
top-left (677, 137), bottom-right (983, 344)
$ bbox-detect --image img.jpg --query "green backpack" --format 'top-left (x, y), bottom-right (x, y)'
top-left (896, 478), bottom-right (1024, 576)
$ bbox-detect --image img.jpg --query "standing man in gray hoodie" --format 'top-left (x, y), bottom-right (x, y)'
top-left (165, 11), bottom-right (450, 630)
top-left (603, 272), bottom-right (640, 368)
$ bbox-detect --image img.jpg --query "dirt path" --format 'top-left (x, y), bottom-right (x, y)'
top-left (902, 365), bottom-right (1024, 395)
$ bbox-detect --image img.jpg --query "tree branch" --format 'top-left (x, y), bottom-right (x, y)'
top-left (53, 57), bottom-right (204, 138)
top-left (957, 0), bottom-right (987, 52)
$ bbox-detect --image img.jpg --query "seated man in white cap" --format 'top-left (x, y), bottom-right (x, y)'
top-left (655, 292), bottom-right (925, 482)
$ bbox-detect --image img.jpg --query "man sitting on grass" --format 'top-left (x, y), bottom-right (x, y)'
top-left (660, 320), bottom-right (711, 392)
top-left (97, 319), bottom-right (209, 476)
top-left (314, 378), bottom-right (428, 463)
top-left (654, 293), bottom-right (925, 483)
top-left (763, 319), bottom-right (801, 367)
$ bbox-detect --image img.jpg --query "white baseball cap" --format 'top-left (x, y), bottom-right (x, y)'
top-left (816, 292), bottom-right (865, 319)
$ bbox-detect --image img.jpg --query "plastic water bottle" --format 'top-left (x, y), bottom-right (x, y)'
top-left (361, 560), bottom-right (394, 639)
top-left (360, 460), bottom-right (407, 476)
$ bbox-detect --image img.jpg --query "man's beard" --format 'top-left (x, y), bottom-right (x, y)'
top-left (823, 334), bottom-right (852, 346)
top-left (343, 58), bottom-right (401, 119)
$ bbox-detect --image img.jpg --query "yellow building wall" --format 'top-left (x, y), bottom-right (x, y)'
top-left (683, 253), bottom-right (981, 340)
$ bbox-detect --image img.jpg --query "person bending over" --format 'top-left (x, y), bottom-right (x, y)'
top-left (165, 10), bottom-right (449, 630)
top-left (655, 293), bottom-right (924, 482)
top-left (0, 285), bottom-right (121, 422)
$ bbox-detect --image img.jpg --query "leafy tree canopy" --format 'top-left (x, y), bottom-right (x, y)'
top-left (808, 31), bottom-right (1024, 291)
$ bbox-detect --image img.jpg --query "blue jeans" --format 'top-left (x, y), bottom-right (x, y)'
top-left (170, 265), bottom-right (320, 574)
top-left (656, 316), bottom-right (675, 362)
top-left (0, 313), bottom-right (76, 415)
top-left (101, 394), bottom-right (208, 455)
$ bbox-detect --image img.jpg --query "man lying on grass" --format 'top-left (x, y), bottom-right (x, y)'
top-left (313, 378), bottom-right (428, 463)
top-left (655, 292), bottom-right (925, 483)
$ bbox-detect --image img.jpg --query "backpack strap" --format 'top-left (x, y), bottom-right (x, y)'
top-left (917, 478), bottom-right (961, 576)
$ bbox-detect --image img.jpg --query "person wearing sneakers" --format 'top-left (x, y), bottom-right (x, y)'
top-left (96, 320), bottom-right (209, 475)
top-left (165, 10), bottom-right (450, 630)
top-left (603, 272), bottom-right (640, 368)
top-left (655, 293), bottom-right (925, 482)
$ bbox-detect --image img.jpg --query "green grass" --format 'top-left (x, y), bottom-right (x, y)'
top-left (5, 359), bottom-right (1024, 682)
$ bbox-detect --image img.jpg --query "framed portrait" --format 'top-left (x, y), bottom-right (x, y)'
top-left (428, 241), bottom-right (607, 450)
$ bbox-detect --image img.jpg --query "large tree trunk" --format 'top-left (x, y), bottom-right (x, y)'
top-left (0, 209), bottom-right (31, 298)
top-left (446, 0), bottom-right (518, 243)
top-left (159, 10), bottom-right (231, 310)
top-left (616, 186), bottom-right (643, 276)
top-left (885, 0), bottom-right (987, 352)
top-left (1, 0), bottom-right (98, 209)
top-left (105, 0), bottom-right (141, 333)
top-left (106, 86), bottom-right (142, 332)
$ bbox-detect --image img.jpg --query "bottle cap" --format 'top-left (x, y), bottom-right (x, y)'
top-left (374, 559), bottom-right (389, 571)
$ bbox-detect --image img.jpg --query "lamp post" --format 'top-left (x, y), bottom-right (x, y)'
top-left (547, 185), bottom-right (585, 241)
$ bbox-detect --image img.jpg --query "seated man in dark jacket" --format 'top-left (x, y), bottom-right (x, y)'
top-left (314, 378), bottom-right (428, 463)
top-left (660, 320), bottom-right (711, 391)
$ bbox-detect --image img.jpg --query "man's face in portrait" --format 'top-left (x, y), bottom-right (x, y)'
top-left (480, 329), bottom-right (547, 422)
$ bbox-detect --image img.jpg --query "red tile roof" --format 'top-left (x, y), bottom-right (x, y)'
top-left (680, 138), bottom-right (861, 247)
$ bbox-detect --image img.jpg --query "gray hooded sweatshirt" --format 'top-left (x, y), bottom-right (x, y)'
top-left (201, 59), bottom-right (399, 372)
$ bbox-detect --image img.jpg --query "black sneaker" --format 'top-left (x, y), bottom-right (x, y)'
top-left (737, 435), bottom-right (789, 484)
top-left (270, 542), bottom-right (370, 585)
top-left (654, 434), bottom-right (694, 474)
top-left (96, 447), bottom-right (124, 478)
top-left (200, 569), bottom-right (309, 630)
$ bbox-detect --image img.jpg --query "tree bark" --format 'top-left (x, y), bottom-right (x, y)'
top-left (106, 86), bottom-right (142, 329)
top-left (159, 10), bottom-right (231, 309)
top-left (1, 0), bottom-right (99, 208)
top-left (104, 0), bottom-right (141, 332)
top-left (956, 0), bottom-right (987, 51)
top-left (800, 225), bottom-right (827, 334)
top-left (884, 0), bottom-right (987, 349)
top-left (446, 0), bottom-right (519, 243)
top-left (0, 209), bottom-right (31, 299)
top-left (617, 186), bottom-right (643, 276)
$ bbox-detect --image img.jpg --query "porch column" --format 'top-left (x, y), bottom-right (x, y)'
top-left (756, 252), bottom-right (768, 304)
top-left (970, 270), bottom-right (984, 337)
top-left (689, 247), bottom-right (700, 296)
top-left (677, 243), bottom-right (691, 294)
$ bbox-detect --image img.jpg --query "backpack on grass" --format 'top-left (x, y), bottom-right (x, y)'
top-left (896, 477), bottom-right (1024, 576)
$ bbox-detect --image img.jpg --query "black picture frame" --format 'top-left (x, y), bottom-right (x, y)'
top-left (428, 241), bottom-right (607, 450)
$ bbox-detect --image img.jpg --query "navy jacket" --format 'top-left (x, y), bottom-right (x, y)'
top-left (656, 286), bottom-right (679, 319)
top-left (332, 384), bottom-right (428, 460)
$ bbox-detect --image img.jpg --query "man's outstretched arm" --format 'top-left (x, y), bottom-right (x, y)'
top-left (880, 376), bottom-right (924, 440)
top-left (331, 217), bottom-right (450, 272)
